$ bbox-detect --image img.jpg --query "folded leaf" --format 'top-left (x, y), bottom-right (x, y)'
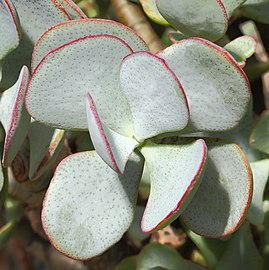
top-left (0, 66), bottom-right (30, 167)
top-left (140, 139), bottom-right (207, 233)
top-left (57, 0), bottom-right (87, 19)
top-left (182, 139), bottom-right (253, 237)
top-left (120, 52), bottom-right (189, 141)
top-left (0, 0), bottom-right (20, 61)
top-left (86, 93), bottom-right (138, 173)
top-left (158, 38), bottom-right (251, 133)
top-left (26, 35), bottom-right (133, 132)
top-left (28, 122), bottom-right (65, 180)
top-left (32, 19), bottom-right (148, 71)
top-left (224, 36), bottom-right (256, 67)
top-left (156, 0), bottom-right (228, 41)
top-left (42, 151), bottom-right (144, 260)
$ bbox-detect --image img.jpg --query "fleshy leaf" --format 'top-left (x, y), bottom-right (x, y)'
top-left (0, 0), bottom-right (20, 60)
top-left (26, 35), bottom-right (133, 132)
top-left (32, 19), bottom-right (148, 71)
top-left (42, 151), bottom-right (144, 260)
top-left (215, 222), bottom-right (263, 270)
top-left (243, 0), bottom-right (269, 4)
top-left (0, 165), bottom-right (7, 207)
top-left (156, 0), bottom-right (228, 41)
top-left (221, 0), bottom-right (246, 16)
top-left (250, 110), bottom-right (269, 154)
top-left (0, 0), bottom-right (70, 89)
top-left (168, 32), bottom-right (189, 43)
top-left (247, 160), bottom-right (269, 225)
top-left (28, 122), bottom-right (65, 180)
top-left (0, 66), bottom-right (30, 167)
top-left (57, 0), bottom-right (87, 19)
top-left (182, 139), bottom-right (252, 238)
top-left (224, 36), bottom-right (256, 67)
top-left (138, 243), bottom-right (206, 270)
top-left (158, 38), bottom-right (251, 133)
top-left (86, 94), bottom-right (138, 173)
top-left (140, 0), bottom-right (169, 25)
top-left (114, 256), bottom-right (137, 270)
top-left (120, 52), bottom-right (189, 141)
top-left (241, 2), bottom-right (269, 24)
top-left (140, 139), bottom-right (207, 233)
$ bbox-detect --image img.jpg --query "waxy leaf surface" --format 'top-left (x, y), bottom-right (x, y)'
top-left (32, 19), bottom-right (148, 71)
top-left (247, 160), bottom-right (269, 225)
top-left (0, 66), bottom-right (30, 167)
top-left (158, 38), bottom-right (251, 133)
top-left (0, 0), bottom-right (20, 61)
top-left (140, 0), bottom-right (169, 25)
top-left (250, 110), bottom-right (269, 154)
top-left (241, 2), bottom-right (269, 23)
top-left (156, 0), bottom-right (228, 41)
top-left (138, 243), bottom-right (206, 270)
top-left (182, 140), bottom-right (252, 237)
top-left (0, 0), bottom-right (70, 88)
top-left (42, 151), bottom-right (143, 260)
top-left (216, 223), bottom-right (262, 270)
top-left (28, 122), bottom-right (65, 180)
top-left (26, 35), bottom-right (133, 132)
top-left (120, 52), bottom-right (189, 141)
top-left (224, 36), bottom-right (256, 67)
top-left (140, 139), bottom-right (207, 233)
top-left (86, 93), bottom-right (138, 173)
top-left (221, 0), bottom-right (246, 16)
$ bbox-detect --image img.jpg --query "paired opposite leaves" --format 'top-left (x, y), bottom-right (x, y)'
top-left (42, 151), bottom-right (144, 260)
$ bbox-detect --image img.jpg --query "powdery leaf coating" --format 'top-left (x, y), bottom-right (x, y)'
top-left (0, 0), bottom-right (70, 89)
top-left (0, 66), bottom-right (30, 167)
top-left (86, 93), bottom-right (138, 173)
top-left (26, 35), bottom-right (133, 132)
top-left (156, 0), bottom-right (228, 41)
top-left (221, 0), bottom-right (246, 16)
top-left (32, 19), bottom-right (148, 71)
top-left (140, 0), bottom-right (169, 25)
top-left (182, 140), bottom-right (253, 238)
top-left (216, 223), bottom-right (263, 270)
top-left (0, 0), bottom-right (20, 60)
top-left (247, 160), bottom-right (269, 225)
top-left (250, 110), bottom-right (269, 154)
top-left (140, 139), bottom-right (207, 233)
top-left (158, 38), bottom-right (251, 133)
top-left (224, 36), bottom-right (256, 67)
top-left (28, 122), bottom-right (65, 180)
top-left (57, 0), bottom-right (87, 19)
top-left (243, 0), bottom-right (269, 5)
top-left (120, 52), bottom-right (189, 141)
top-left (42, 151), bottom-right (143, 260)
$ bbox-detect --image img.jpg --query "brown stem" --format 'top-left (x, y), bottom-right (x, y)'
top-left (111, 0), bottom-right (164, 53)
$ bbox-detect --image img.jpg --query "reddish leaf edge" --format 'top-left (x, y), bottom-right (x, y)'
top-left (31, 18), bottom-right (148, 71)
top-left (181, 143), bottom-right (253, 238)
top-left (4, 0), bottom-right (20, 41)
top-left (59, 0), bottom-right (87, 19)
top-left (2, 66), bottom-right (29, 167)
top-left (141, 139), bottom-right (207, 234)
top-left (50, 0), bottom-right (72, 20)
top-left (25, 34), bottom-right (134, 124)
top-left (121, 51), bottom-right (190, 133)
top-left (86, 93), bottom-right (121, 173)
